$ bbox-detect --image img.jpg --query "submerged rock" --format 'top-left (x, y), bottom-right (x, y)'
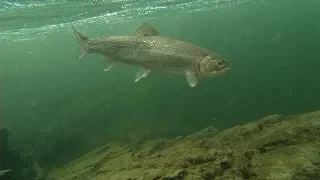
top-left (0, 126), bottom-right (42, 180)
top-left (0, 169), bottom-right (13, 179)
top-left (46, 110), bottom-right (320, 180)
top-left (0, 126), bottom-right (9, 169)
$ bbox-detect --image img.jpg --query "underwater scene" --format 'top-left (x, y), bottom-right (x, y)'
top-left (0, 0), bottom-right (320, 179)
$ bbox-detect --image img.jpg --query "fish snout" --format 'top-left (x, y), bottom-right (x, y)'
top-left (198, 55), bottom-right (231, 77)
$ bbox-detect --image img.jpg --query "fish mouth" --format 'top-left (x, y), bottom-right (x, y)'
top-left (219, 62), bottom-right (231, 71)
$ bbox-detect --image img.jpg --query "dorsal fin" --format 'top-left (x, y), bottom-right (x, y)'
top-left (72, 26), bottom-right (89, 42)
top-left (135, 23), bottom-right (159, 36)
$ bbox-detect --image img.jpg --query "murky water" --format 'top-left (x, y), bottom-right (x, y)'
top-left (0, 0), bottom-right (320, 179)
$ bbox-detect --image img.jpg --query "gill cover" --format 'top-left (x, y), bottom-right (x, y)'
top-left (198, 55), bottom-right (230, 77)
top-left (199, 56), bottom-right (218, 75)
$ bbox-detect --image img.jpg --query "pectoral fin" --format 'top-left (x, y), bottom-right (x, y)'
top-left (135, 23), bottom-right (159, 36)
top-left (185, 71), bottom-right (198, 87)
top-left (104, 57), bottom-right (114, 72)
top-left (135, 68), bottom-right (151, 82)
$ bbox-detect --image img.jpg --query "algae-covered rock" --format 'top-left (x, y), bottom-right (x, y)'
top-left (46, 110), bottom-right (320, 180)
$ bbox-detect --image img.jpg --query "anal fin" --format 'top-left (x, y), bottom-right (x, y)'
top-left (104, 57), bottom-right (114, 72)
top-left (135, 68), bottom-right (151, 82)
top-left (185, 71), bottom-right (198, 87)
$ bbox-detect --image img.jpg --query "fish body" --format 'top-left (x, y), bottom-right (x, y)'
top-left (73, 23), bottom-right (230, 87)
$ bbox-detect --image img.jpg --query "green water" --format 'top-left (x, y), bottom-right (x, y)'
top-left (1, 0), bottom-right (320, 171)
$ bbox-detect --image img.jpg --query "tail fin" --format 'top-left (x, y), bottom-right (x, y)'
top-left (71, 26), bottom-right (89, 67)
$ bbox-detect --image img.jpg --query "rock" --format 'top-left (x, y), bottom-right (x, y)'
top-left (148, 138), bottom-right (168, 155)
top-left (310, 154), bottom-right (320, 167)
top-left (0, 127), bottom-right (9, 169)
top-left (291, 165), bottom-right (320, 180)
top-left (95, 145), bottom-right (110, 155)
top-left (0, 127), bottom-right (9, 138)
top-left (0, 127), bottom-right (9, 154)
top-left (220, 156), bottom-right (232, 170)
top-left (0, 169), bottom-right (13, 179)
top-left (162, 169), bottom-right (188, 180)
top-left (45, 110), bottom-right (320, 180)
top-left (0, 127), bottom-right (38, 180)
top-left (185, 126), bottom-right (219, 142)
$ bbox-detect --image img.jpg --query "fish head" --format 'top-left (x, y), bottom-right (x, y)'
top-left (198, 54), bottom-right (231, 77)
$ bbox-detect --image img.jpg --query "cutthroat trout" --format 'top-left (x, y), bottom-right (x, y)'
top-left (72, 23), bottom-right (231, 87)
